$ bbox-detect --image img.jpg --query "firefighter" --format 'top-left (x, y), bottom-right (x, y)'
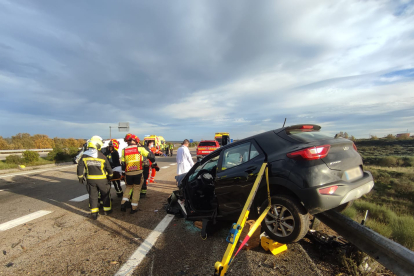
top-left (140, 141), bottom-right (151, 198)
top-left (77, 136), bottom-right (113, 220)
top-left (121, 133), bottom-right (156, 214)
top-left (147, 140), bottom-right (160, 183)
top-left (104, 139), bottom-right (123, 198)
top-left (165, 143), bottom-right (169, 156)
top-left (169, 143), bottom-right (174, 156)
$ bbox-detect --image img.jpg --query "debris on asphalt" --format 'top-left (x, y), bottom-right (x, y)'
top-left (2, 250), bottom-right (6, 255)
top-left (110, 261), bottom-right (119, 265)
top-left (11, 240), bottom-right (21, 248)
top-left (20, 245), bottom-right (27, 251)
top-left (5, 262), bottom-right (13, 268)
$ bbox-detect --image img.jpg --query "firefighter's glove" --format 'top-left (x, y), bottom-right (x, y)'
top-left (107, 174), bottom-right (113, 181)
top-left (78, 176), bottom-right (84, 184)
top-left (155, 166), bottom-right (160, 172)
top-left (151, 163), bottom-right (158, 168)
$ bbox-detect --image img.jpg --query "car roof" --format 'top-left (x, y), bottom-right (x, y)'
top-left (217, 124), bottom-right (322, 152)
top-left (199, 140), bottom-right (218, 142)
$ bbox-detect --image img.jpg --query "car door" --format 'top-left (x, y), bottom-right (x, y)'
top-left (214, 140), bottom-right (265, 217)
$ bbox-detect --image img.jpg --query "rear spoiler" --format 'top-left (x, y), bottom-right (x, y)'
top-left (284, 124), bottom-right (321, 131)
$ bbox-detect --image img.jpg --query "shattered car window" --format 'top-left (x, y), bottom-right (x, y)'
top-left (188, 155), bottom-right (219, 182)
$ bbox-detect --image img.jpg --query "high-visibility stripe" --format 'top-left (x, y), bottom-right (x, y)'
top-left (131, 203), bottom-right (138, 206)
top-left (87, 175), bottom-right (107, 180)
top-left (140, 189), bottom-right (147, 194)
top-left (103, 207), bottom-right (111, 211)
top-left (122, 198), bottom-right (129, 202)
top-left (91, 208), bottom-right (99, 213)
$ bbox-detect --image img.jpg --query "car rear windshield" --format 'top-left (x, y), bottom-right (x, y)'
top-left (285, 130), bottom-right (332, 142)
top-left (199, 142), bottom-right (217, 147)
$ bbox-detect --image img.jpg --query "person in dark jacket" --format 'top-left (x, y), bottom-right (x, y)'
top-left (104, 139), bottom-right (123, 198)
top-left (77, 136), bottom-right (113, 220)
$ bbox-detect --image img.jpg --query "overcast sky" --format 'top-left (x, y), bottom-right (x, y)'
top-left (1, 0), bottom-right (414, 140)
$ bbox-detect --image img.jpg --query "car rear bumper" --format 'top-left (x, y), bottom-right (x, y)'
top-left (301, 171), bottom-right (374, 215)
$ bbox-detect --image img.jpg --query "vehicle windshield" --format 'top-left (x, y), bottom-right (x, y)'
top-left (188, 155), bottom-right (220, 182)
top-left (215, 137), bottom-right (222, 145)
top-left (199, 142), bottom-right (217, 147)
top-left (285, 130), bottom-right (331, 142)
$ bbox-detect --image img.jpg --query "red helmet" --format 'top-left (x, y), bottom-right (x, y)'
top-left (124, 133), bottom-right (140, 143)
top-left (109, 139), bottom-right (119, 151)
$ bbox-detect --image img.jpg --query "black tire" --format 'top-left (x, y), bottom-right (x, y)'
top-left (333, 200), bottom-right (354, 213)
top-left (260, 195), bottom-right (309, 243)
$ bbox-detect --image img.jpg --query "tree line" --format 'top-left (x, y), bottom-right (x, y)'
top-left (0, 133), bottom-right (86, 150)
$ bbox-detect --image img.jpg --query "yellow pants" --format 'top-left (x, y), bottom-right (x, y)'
top-left (121, 174), bottom-right (143, 210)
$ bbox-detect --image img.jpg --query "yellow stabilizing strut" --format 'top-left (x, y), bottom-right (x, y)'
top-left (214, 163), bottom-right (271, 276)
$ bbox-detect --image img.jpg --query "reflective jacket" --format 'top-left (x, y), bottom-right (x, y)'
top-left (77, 148), bottom-right (113, 181)
top-left (122, 145), bottom-right (155, 173)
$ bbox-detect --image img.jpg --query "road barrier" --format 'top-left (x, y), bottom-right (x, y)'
top-left (316, 210), bottom-right (414, 276)
top-left (0, 149), bottom-right (53, 154)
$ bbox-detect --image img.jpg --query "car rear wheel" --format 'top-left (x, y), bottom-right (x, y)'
top-left (260, 195), bottom-right (309, 243)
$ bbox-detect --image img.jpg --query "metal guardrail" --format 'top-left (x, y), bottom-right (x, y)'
top-left (316, 210), bottom-right (414, 276)
top-left (0, 149), bottom-right (53, 154)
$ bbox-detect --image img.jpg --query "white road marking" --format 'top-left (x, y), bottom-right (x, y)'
top-left (69, 181), bottom-right (126, 202)
top-left (0, 165), bottom-right (75, 179)
top-left (69, 194), bottom-right (89, 202)
top-left (115, 214), bottom-right (175, 276)
top-left (0, 210), bottom-right (53, 231)
top-left (160, 166), bottom-right (169, 169)
top-left (169, 163), bottom-right (176, 166)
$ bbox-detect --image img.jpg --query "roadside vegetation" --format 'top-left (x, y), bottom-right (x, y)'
top-left (0, 133), bottom-right (85, 150)
top-left (0, 133), bottom-right (86, 170)
top-left (340, 135), bottom-right (414, 250)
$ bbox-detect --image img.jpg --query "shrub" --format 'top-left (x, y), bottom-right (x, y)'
top-left (48, 147), bottom-right (79, 162)
top-left (5, 155), bottom-right (23, 164)
top-left (385, 134), bottom-right (395, 140)
top-left (378, 156), bottom-right (398, 167)
top-left (22, 150), bottom-right (39, 163)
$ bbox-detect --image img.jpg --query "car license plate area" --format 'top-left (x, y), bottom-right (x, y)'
top-left (343, 167), bottom-right (363, 181)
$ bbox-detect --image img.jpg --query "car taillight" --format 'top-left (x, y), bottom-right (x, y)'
top-left (300, 125), bottom-right (313, 129)
top-left (352, 143), bottom-right (357, 151)
top-left (287, 145), bottom-right (331, 160)
top-left (319, 185), bottom-right (338, 195)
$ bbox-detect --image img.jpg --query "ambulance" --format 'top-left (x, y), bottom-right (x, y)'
top-left (214, 132), bottom-right (230, 146)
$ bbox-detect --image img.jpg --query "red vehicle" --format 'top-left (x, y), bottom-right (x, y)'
top-left (196, 140), bottom-right (220, 162)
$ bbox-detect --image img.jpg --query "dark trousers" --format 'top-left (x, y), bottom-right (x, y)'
top-left (112, 180), bottom-right (123, 195)
top-left (170, 149), bottom-right (173, 156)
top-left (141, 166), bottom-right (149, 194)
top-left (86, 180), bottom-right (111, 213)
top-left (165, 148), bottom-right (169, 156)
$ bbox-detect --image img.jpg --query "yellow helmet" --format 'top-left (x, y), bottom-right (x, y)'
top-left (88, 136), bottom-right (103, 150)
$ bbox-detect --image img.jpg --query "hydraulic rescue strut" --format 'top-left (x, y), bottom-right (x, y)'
top-left (214, 162), bottom-right (272, 276)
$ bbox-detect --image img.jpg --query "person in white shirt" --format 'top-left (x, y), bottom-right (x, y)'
top-left (176, 139), bottom-right (194, 175)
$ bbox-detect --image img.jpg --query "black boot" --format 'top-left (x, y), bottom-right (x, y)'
top-left (140, 193), bottom-right (146, 198)
top-left (130, 209), bottom-right (138, 214)
top-left (92, 213), bottom-right (98, 220)
top-left (121, 203), bottom-right (127, 212)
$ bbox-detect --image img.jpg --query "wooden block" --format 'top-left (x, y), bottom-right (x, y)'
top-left (194, 221), bottom-right (203, 229)
top-left (239, 220), bottom-right (262, 250)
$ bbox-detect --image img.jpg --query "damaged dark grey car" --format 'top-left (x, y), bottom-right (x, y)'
top-left (168, 125), bottom-right (374, 243)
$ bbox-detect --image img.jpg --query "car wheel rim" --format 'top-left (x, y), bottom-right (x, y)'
top-left (265, 204), bottom-right (295, 237)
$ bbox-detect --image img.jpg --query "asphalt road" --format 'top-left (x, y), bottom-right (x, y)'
top-left (0, 151), bottom-right (338, 276)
